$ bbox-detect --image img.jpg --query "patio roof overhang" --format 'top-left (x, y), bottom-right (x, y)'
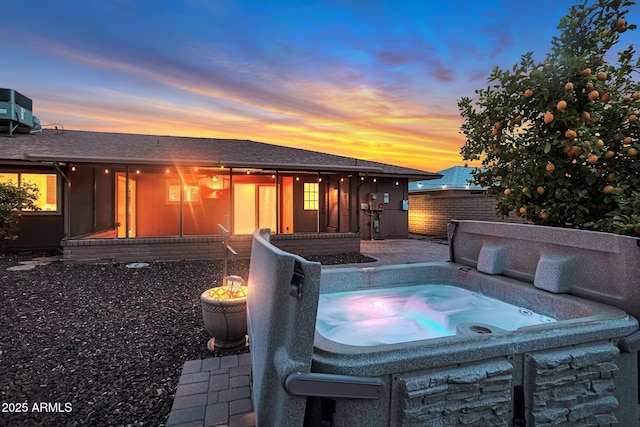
top-left (22, 153), bottom-right (439, 179)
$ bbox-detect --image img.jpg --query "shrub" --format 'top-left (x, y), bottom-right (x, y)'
top-left (0, 181), bottom-right (39, 246)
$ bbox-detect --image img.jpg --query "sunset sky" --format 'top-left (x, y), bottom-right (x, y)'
top-left (2, 1), bottom-right (638, 172)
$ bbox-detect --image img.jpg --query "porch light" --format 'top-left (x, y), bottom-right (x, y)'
top-left (319, 178), bottom-right (322, 182)
top-left (71, 166), bottom-right (76, 172)
top-left (198, 175), bottom-right (229, 198)
top-left (296, 177), bottom-right (300, 181)
top-left (395, 181), bottom-right (399, 186)
top-left (373, 178), bottom-right (377, 183)
top-left (165, 169), bottom-right (171, 174)
top-left (104, 168), bottom-right (110, 174)
top-left (194, 167), bottom-right (199, 172)
top-left (136, 169), bottom-right (141, 174)
top-left (340, 178), bottom-right (344, 182)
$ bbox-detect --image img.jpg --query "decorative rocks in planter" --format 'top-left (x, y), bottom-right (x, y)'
top-left (201, 275), bottom-right (248, 352)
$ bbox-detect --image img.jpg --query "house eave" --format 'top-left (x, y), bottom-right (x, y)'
top-left (22, 153), bottom-right (386, 172)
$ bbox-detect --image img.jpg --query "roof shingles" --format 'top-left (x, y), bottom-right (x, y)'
top-left (2, 130), bottom-right (438, 178)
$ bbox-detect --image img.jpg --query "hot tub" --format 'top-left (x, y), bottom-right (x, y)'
top-left (246, 222), bottom-right (640, 427)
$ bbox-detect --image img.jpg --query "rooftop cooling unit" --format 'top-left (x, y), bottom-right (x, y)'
top-left (0, 88), bottom-right (38, 135)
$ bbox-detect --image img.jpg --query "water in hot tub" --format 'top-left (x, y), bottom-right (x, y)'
top-left (316, 284), bottom-right (555, 346)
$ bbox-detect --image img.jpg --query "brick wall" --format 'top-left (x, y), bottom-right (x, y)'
top-left (61, 233), bottom-right (361, 264)
top-left (409, 191), bottom-right (525, 237)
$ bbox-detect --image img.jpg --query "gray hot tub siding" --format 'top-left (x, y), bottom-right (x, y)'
top-left (246, 223), bottom-right (640, 426)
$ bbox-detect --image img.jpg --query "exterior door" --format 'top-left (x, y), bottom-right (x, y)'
top-left (116, 173), bottom-right (136, 237)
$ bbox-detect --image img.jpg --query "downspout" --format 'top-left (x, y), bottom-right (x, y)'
top-left (54, 162), bottom-right (71, 241)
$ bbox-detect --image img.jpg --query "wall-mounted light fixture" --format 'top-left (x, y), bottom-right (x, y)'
top-left (104, 168), bottom-right (110, 174)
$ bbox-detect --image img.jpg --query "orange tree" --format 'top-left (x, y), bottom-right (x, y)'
top-left (458, 0), bottom-right (640, 235)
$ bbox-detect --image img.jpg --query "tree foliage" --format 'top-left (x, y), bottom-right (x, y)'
top-left (458, 0), bottom-right (640, 236)
top-left (0, 181), bottom-right (39, 246)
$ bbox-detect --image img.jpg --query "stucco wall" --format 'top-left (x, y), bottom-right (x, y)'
top-left (409, 191), bottom-right (525, 237)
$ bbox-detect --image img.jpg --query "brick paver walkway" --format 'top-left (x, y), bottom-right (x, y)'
top-left (166, 353), bottom-right (255, 427)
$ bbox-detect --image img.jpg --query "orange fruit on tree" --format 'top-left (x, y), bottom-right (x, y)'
top-left (536, 186), bottom-right (545, 195)
top-left (569, 146), bottom-right (582, 157)
top-left (587, 154), bottom-right (598, 164)
top-left (629, 114), bottom-right (638, 123)
top-left (596, 139), bottom-right (604, 147)
top-left (633, 93), bottom-right (640, 101)
top-left (544, 112), bottom-right (554, 123)
top-left (564, 82), bottom-right (574, 91)
top-left (604, 150), bottom-right (616, 160)
top-left (556, 100), bottom-right (567, 111)
top-left (545, 162), bottom-right (555, 173)
top-left (495, 121), bottom-right (502, 130)
top-left (524, 89), bottom-right (533, 98)
top-left (597, 71), bottom-right (607, 81)
top-left (540, 211), bottom-right (549, 220)
top-left (565, 129), bottom-right (577, 140)
top-left (581, 111), bottom-right (591, 121)
top-left (518, 207), bottom-right (527, 215)
top-left (616, 19), bottom-right (627, 32)
top-left (582, 68), bottom-right (592, 76)
top-left (492, 128), bottom-right (499, 136)
top-left (628, 147), bottom-right (638, 156)
top-left (588, 90), bottom-right (600, 101)
top-left (623, 137), bottom-right (633, 145)
top-left (606, 172), bottom-right (616, 182)
top-left (504, 188), bottom-right (512, 196)
top-left (600, 93), bottom-right (611, 103)
top-left (603, 185), bottom-right (615, 194)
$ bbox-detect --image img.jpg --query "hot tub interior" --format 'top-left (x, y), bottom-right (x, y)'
top-left (247, 222), bottom-right (640, 426)
top-left (316, 284), bottom-right (555, 346)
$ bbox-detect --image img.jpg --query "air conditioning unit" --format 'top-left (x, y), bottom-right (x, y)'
top-left (0, 88), bottom-right (37, 135)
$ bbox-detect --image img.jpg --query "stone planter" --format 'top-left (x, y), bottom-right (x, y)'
top-left (201, 283), bottom-right (248, 352)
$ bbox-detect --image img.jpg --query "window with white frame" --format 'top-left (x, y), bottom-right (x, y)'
top-left (303, 182), bottom-right (319, 210)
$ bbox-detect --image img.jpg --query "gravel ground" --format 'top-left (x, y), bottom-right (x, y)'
top-left (0, 251), bottom-right (374, 426)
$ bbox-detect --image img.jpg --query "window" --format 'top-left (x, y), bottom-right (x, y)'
top-left (166, 181), bottom-right (200, 203)
top-left (0, 172), bottom-right (58, 212)
top-left (303, 182), bottom-right (319, 210)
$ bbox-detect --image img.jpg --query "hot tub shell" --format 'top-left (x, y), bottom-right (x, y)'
top-left (246, 222), bottom-right (640, 426)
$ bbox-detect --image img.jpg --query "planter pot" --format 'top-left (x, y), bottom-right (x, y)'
top-left (201, 287), bottom-right (248, 352)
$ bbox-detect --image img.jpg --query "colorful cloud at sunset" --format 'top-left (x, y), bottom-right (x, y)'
top-left (1, 1), bottom-right (638, 172)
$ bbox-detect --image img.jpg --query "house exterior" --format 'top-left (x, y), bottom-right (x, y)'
top-left (408, 166), bottom-right (524, 237)
top-left (1, 129), bottom-right (440, 261)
